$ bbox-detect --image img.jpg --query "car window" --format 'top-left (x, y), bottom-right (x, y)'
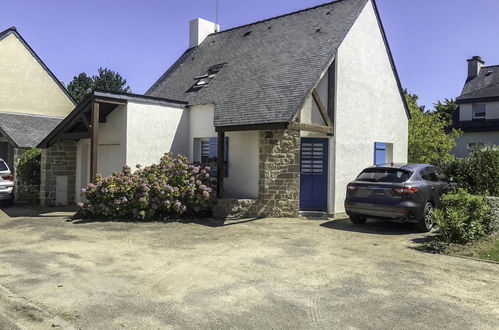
top-left (434, 168), bottom-right (448, 182)
top-left (421, 167), bottom-right (438, 182)
top-left (356, 168), bottom-right (412, 183)
top-left (0, 161), bottom-right (8, 171)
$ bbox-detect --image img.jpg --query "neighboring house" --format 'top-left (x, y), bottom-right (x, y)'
top-left (452, 56), bottom-right (499, 157)
top-left (0, 27), bottom-right (75, 180)
top-left (39, 0), bottom-right (409, 216)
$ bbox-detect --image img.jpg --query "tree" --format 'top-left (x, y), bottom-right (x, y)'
top-left (434, 98), bottom-right (458, 120)
top-left (92, 67), bottom-right (132, 94)
top-left (406, 91), bottom-right (461, 166)
top-left (67, 67), bottom-right (132, 103)
top-left (67, 73), bottom-right (93, 104)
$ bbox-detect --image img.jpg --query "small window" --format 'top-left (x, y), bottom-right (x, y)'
top-left (187, 63), bottom-right (226, 92)
top-left (473, 103), bottom-right (486, 119)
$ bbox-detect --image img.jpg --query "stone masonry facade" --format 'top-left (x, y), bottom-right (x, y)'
top-left (40, 140), bottom-right (77, 207)
top-left (214, 129), bottom-right (300, 218)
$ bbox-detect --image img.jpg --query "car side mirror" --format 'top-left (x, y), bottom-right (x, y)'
top-left (448, 176), bottom-right (454, 183)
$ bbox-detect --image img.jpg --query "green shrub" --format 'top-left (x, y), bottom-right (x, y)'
top-left (77, 153), bottom-right (215, 220)
top-left (441, 146), bottom-right (499, 196)
top-left (16, 147), bottom-right (41, 185)
top-left (432, 189), bottom-right (491, 243)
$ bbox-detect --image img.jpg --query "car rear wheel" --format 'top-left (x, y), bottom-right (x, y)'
top-left (417, 202), bottom-right (434, 232)
top-left (349, 214), bottom-right (367, 225)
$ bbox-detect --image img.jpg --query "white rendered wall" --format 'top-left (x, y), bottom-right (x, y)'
top-left (97, 105), bottom-right (127, 177)
top-left (300, 71), bottom-right (328, 125)
top-left (224, 130), bottom-right (259, 198)
top-left (452, 131), bottom-right (499, 158)
top-left (333, 0), bottom-right (408, 214)
top-left (126, 101), bottom-right (189, 167)
top-left (188, 104), bottom-right (217, 161)
top-left (460, 102), bottom-right (499, 121)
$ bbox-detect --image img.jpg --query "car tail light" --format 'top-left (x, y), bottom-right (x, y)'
top-left (1, 173), bottom-right (14, 181)
top-left (347, 184), bottom-right (358, 191)
top-left (393, 187), bottom-right (418, 194)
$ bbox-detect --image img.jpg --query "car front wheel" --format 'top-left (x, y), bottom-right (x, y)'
top-left (349, 214), bottom-right (367, 225)
top-left (417, 202), bottom-right (434, 232)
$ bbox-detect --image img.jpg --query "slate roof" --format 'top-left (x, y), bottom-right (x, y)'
top-left (0, 112), bottom-right (63, 148)
top-left (147, 0), bottom-right (373, 128)
top-left (457, 65), bottom-right (499, 102)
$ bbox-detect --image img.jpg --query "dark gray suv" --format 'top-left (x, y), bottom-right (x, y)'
top-left (344, 164), bottom-right (453, 232)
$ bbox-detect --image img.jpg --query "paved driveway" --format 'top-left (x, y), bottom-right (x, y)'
top-left (0, 209), bottom-right (498, 329)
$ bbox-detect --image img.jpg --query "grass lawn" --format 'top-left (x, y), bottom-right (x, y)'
top-left (444, 232), bottom-right (499, 262)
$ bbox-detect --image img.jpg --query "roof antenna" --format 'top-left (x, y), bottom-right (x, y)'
top-left (215, 0), bottom-right (220, 32)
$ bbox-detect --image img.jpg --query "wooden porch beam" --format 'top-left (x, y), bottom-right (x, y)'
top-left (289, 122), bottom-right (333, 134)
top-left (216, 131), bottom-right (225, 198)
top-left (90, 102), bottom-right (100, 182)
top-left (60, 131), bottom-right (91, 140)
top-left (312, 89), bottom-right (334, 128)
top-left (80, 114), bottom-right (90, 130)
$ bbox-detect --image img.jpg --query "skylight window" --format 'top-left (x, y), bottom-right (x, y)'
top-left (187, 63), bottom-right (226, 92)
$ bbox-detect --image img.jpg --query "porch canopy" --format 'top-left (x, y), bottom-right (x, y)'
top-left (38, 90), bottom-right (187, 182)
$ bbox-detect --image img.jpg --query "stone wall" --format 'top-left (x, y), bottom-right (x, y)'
top-left (40, 140), bottom-right (77, 207)
top-left (214, 129), bottom-right (301, 218)
top-left (257, 129), bottom-right (301, 217)
top-left (486, 196), bottom-right (499, 233)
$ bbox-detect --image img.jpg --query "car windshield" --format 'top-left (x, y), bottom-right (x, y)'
top-left (0, 161), bottom-right (8, 171)
top-left (356, 168), bottom-right (412, 183)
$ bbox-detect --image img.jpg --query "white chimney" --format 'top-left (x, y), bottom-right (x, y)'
top-left (467, 56), bottom-right (485, 81)
top-left (189, 18), bottom-right (219, 48)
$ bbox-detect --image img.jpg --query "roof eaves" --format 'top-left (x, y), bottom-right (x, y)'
top-left (371, 0), bottom-right (410, 119)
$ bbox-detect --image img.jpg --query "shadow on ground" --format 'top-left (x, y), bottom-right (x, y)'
top-left (68, 216), bottom-right (264, 227)
top-left (0, 204), bottom-right (77, 219)
top-left (321, 217), bottom-right (420, 235)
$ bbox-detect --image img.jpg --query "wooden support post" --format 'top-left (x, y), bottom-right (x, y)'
top-left (217, 131), bottom-right (225, 198)
top-left (90, 101), bottom-right (100, 182)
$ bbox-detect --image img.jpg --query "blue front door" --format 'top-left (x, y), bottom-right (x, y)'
top-left (300, 138), bottom-right (328, 211)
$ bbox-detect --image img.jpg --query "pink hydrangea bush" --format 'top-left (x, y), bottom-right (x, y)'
top-left (76, 153), bottom-right (214, 220)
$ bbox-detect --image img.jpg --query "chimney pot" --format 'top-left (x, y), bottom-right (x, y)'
top-left (467, 55), bottom-right (485, 81)
top-left (189, 18), bottom-right (220, 48)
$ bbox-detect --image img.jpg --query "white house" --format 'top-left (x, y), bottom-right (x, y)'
top-left (39, 0), bottom-right (409, 217)
top-left (452, 56), bottom-right (499, 157)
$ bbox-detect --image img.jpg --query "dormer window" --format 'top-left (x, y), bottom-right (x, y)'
top-left (187, 63), bottom-right (226, 92)
top-left (473, 103), bottom-right (486, 119)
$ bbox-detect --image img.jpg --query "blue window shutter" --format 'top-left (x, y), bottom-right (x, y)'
top-left (374, 142), bottom-right (387, 165)
top-left (208, 137), bottom-right (229, 177)
top-left (209, 137), bottom-right (218, 159)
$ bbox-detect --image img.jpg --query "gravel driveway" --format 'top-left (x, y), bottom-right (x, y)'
top-left (0, 209), bottom-right (497, 329)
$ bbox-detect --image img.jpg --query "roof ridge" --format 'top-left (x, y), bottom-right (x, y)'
top-left (0, 111), bottom-right (65, 119)
top-left (459, 81), bottom-right (499, 98)
top-left (210, 0), bottom-right (345, 35)
top-left (483, 64), bottom-right (499, 69)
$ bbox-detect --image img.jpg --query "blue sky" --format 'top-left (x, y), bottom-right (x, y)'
top-left (2, 0), bottom-right (499, 109)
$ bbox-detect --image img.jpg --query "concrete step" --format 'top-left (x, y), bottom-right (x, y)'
top-left (300, 211), bottom-right (329, 220)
